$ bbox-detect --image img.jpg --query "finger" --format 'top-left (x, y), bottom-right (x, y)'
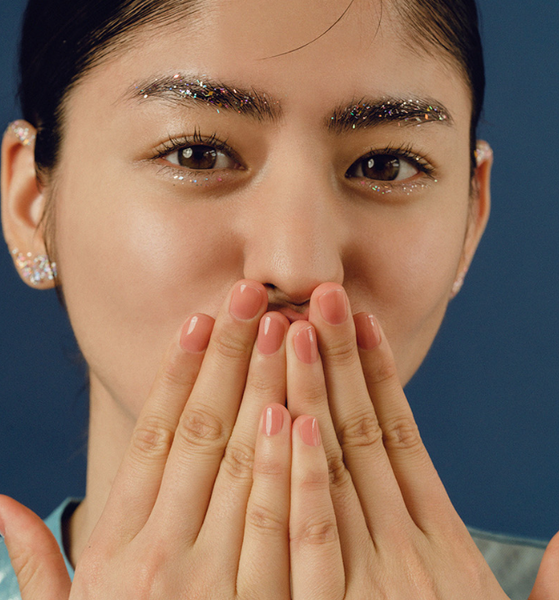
top-left (306, 285), bottom-right (412, 538)
top-left (199, 312), bottom-right (288, 557)
top-left (354, 311), bottom-right (458, 531)
top-left (0, 495), bottom-right (71, 600)
top-left (149, 280), bottom-right (268, 544)
top-left (98, 313), bottom-right (214, 542)
top-left (237, 404), bottom-right (291, 599)
top-left (290, 416), bottom-right (344, 600)
top-left (529, 531), bottom-right (559, 600)
top-left (286, 320), bottom-right (371, 571)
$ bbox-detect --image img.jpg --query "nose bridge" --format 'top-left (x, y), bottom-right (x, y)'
top-left (241, 160), bottom-right (345, 302)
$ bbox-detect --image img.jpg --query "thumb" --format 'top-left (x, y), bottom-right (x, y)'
top-left (529, 530), bottom-right (559, 600)
top-left (0, 495), bottom-right (71, 600)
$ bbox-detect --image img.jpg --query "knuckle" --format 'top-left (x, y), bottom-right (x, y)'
top-left (212, 331), bottom-right (252, 362)
top-left (246, 502), bottom-right (285, 535)
top-left (326, 451), bottom-right (351, 489)
top-left (382, 415), bottom-right (423, 452)
top-left (337, 411), bottom-right (383, 450)
top-left (246, 371), bottom-right (278, 398)
top-left (298, 467), bottom-right (330, 492)
top-left (292, 514), bottom-right (339, 547)
top-left (177, 407), bottom-right (226, 449)
top-left (323, 335), bottom-right (358, 367)
top-left (221, 439), bottom-right (255, 482)
top-left (300, 379), bottom-right (327, 407)
top-left (367, 356), bottom-right (399, 385)
top-left (253, 454), bottom-right (286, 478)
top-left (131, 417), bottom-right (174, 458)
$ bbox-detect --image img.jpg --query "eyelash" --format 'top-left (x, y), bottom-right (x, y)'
top-left (152, 133), bottom-right (436, 192)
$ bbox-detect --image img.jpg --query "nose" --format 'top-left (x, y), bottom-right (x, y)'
top-left (240, 165), bottom-right (345, 305)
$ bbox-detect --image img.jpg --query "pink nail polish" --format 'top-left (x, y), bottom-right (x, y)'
top-left (293, 325), bottom-right (319, 364)
top-left (262, 405), bottom-right (284, 436)
top-left (299, 416), bottom-right (321, 446)
top-left (257, 314), bottom-right (286, 355)
top-left (229, 282), bottom-right (264, 321)
top-left (354, 313), bottom-right (381, 350)
top-left (180, 314), bottom-right (214, 353)
top-left (317, 288), bottom-right (347, 325)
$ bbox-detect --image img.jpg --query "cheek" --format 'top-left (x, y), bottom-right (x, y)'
top-left (54, 174), bottom-right (241, 415)
top-left (348, 203), bottom-right (467, 383)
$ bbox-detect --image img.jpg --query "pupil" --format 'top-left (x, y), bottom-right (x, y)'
top-left (363, 155), bottom-right (400, 181)
top-left (179, 145), bottom-right (217, 169)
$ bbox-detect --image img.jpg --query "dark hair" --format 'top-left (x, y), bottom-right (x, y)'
top-left (19, 0), bottom-right (484, 179)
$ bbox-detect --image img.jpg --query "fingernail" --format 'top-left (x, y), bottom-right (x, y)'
top-left (299, 416), bottom-right (321, 446)
top-left (230, 282), bottom-right (265, 321)
top-left (257, 313), bottom-right (286, 355)
top-left (317, 288), bottom-right (347, 325)
top-left (354, 313), bottom-right (381, 350)
top-left (293, 325), bottom-right (319, 364)
top-left (262, 404), bottom-right (284, 436)
top-left (180, 314), bottom-right (214, 352)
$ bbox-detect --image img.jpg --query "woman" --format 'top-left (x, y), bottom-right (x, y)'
top-left (1, 0), bottom-right (558, 598)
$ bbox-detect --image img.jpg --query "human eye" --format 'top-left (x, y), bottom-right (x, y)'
top-left (346, 144), bottom-right (436, 193)
top-left (153, 131), bottom-right (243, 176)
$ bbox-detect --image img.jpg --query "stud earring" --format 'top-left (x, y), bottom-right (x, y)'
top-left (475, 141), bottom-right (492, 166)
top-left (451, 270), bottom-right (467, 298)
top-left (8, 120), bottom-right (36, 147)
top-left (11, 249), bottom-right (57, 286)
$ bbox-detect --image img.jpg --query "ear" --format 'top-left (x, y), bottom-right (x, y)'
top-left (1, 121), bottom-right (55, 289)
top-left (450, 140), bottom-right (492, 298)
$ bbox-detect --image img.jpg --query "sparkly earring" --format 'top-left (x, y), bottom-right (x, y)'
top-left (8, 120), bottom-right (36, 146)
top-left (11, 249), bottom-right (57, 286)
top-left (451, 270), bottom-right (467, 298)
top-left (475, 141), bottom-right (492, 166)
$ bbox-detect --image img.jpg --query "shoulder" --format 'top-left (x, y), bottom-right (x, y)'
top-left (470, 526), bottom-right (547, 600)
top-left (0, 499), bottom-right (78, 600)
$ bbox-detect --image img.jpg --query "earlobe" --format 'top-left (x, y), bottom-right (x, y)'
top-left (450, 140), bottom-right (493, 299)
top-left (1, 120), bottom-right (56, 289)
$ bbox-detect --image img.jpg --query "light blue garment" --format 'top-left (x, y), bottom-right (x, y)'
top-left (0, 499), bottom-right (549, 599)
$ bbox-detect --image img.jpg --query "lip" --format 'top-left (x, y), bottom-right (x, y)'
top-left (269, 306), bottom-right (309, 323)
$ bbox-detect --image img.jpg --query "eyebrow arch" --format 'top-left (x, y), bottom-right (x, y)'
top-left (126, 74), bottom-right (282, 122)
top-left (327, 96), bottom-right (454, 133)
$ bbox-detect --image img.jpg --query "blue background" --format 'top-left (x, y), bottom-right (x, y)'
top-left (1, 1), bottom-right (558, 539)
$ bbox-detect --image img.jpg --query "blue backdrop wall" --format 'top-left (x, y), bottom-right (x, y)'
top-left (1, 1), bottom-right (558, 540)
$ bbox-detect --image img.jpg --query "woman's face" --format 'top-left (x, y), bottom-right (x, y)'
top-left (50, 0), bottom-right (487, 417)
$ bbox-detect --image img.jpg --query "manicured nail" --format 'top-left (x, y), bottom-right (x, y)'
top-left (262, 405), bottom-right (284, 436)
top-left (354, 313), bottom-right (381, 350)
top-left (180, 314), bottom-right (214, 352)
top-left (317, 288), bottom-right (347, 325)
top-left (257, 313), bottom-right (286, 355)
top-left (293, 325), bottom-right (319, 364)
top-left (299, 416), bottom-right (321, 446)
top-left (230, 282), bottom-right (265, 320)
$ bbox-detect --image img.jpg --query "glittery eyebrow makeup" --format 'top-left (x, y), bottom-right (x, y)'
top-left (127, 74), bottom-right (282, 122)
top-left (327, 97), bottom-right (453, 133)
top-left (126, 73), bottom-right (452, 135)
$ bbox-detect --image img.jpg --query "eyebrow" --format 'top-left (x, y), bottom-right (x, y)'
top-left (327, 97), bottom-right (454, 133)
top-left (127, 74), bottom-right (282, 122)
top-left (127, 75), bottom-right (453, 133)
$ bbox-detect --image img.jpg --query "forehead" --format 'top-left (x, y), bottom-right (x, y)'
top-left (69, 0), bottom-right (471, 132)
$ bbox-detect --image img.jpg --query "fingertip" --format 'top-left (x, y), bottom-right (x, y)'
top-left (353, 312), bottom-right (381, 351)
top-left (294, 415), bottom-right (322, 447)
top-left (260, 403), bottom-right (291, 436)
top-left (179, 313), bottom-right (215, 353)
top-left (257, 312), bottom-right (289, 356)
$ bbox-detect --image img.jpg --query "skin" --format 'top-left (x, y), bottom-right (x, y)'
top-left (5, 0), bottom-right (559, 597)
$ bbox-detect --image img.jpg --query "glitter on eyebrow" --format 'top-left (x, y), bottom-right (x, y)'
top-left (329, 98), bottom-right (451, 133)
top-left (134, 75), bottom-right (280, 120)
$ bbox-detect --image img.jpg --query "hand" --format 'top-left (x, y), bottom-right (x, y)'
top-left (0, 279), bottom-right (298, 599)
top-left (284, 282), bottom-right (559, 599)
